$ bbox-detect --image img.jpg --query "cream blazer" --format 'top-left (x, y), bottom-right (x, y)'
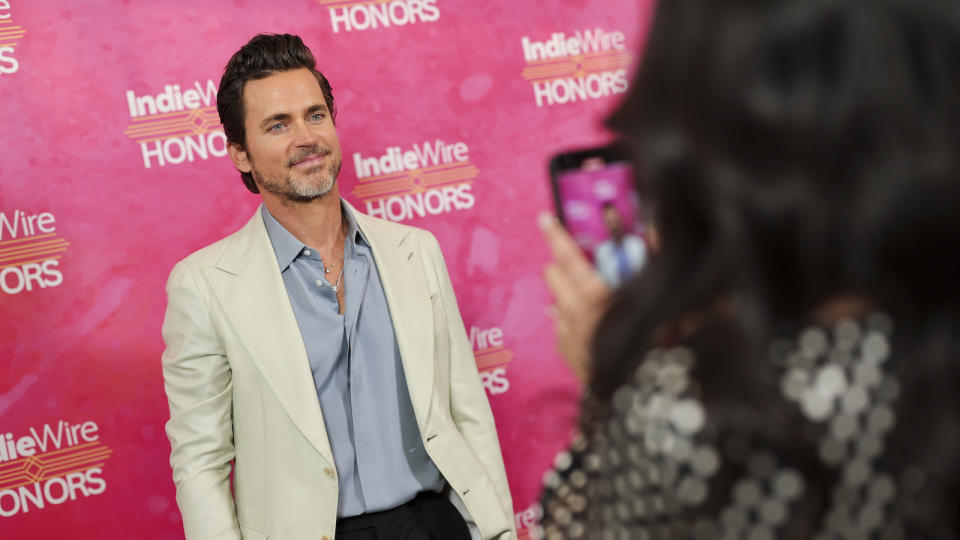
top-left (161, 202), bottom-right (516, 540)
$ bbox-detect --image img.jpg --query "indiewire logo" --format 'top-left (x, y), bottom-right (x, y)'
top-left (520, 28), bottom-right (631, 107)
top-left (320, 0), bottom-right (440, 34)
top-left (0, 209), bottom-right (68, 295)
top-left (0, 420), bottom-right (112, 518)
top-left (123, 79), bottom-right (228, 169)
top-left (351, 139), bottom-right (476, 222)
top-left (0, 0), bottom-right (27, 76)
top-left (470, 325), bottom-right (511, 396)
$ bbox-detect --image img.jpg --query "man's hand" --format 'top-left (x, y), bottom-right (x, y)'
top-left (539, 212), bottom-right (612, 384)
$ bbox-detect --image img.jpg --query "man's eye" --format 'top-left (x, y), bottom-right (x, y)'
top-left (310, 113), bottom-right (325, 121)
top-left (269, 123), bottom-right (285, 132)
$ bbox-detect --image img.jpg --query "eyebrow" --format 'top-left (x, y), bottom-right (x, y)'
top-left (258, 103), bottom-right (329, 130)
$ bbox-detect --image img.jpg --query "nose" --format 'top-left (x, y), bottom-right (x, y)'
top-left (290, 119), bottom-right (319, 147)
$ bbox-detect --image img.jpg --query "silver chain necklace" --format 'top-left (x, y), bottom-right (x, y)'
top-left (330, 262), bottom-right (345, 293)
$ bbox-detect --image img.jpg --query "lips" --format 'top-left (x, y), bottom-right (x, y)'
top-left (293, 154), bottom-right (324, 167)
top-left (290, 150), bottom-right (329, 167)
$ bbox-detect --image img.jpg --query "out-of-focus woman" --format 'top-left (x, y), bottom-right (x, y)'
top-left (538, 0), bottom-right (960, 538)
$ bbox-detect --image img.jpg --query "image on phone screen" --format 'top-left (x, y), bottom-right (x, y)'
top-left (550, 144), bottom-right (649, 288)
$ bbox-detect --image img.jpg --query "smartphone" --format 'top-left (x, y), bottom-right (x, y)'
top-left (549, 142), bottom-right (649, 288)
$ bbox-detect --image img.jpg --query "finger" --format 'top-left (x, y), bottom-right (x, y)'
top-left (544, 264), bottom-right (585, 314)
top-left (538, 212), bottom-right (594, 275)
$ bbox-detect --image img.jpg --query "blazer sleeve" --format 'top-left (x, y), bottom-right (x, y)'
top-left (161, 260), bottom-right (241, 540)
top-left (421, 231), bottom-right (517, 539)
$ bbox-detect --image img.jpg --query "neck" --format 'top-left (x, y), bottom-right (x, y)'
top-left (261, 185), bottom-right (346, 252)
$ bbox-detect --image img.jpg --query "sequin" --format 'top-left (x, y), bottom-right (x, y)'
top-left (843, 459), bottom-right (871, 486)
top-left (732, 479), bottom-right (762, 507)
top-left (677, 476), bottom-right (708, 505)
top-left (800, 327), bottom-right (829, 357)
top-left (773, 469), bottom-right (805, 500)
top-left (814, 364), bottom-right (848, 399)
top-left (834, 318), bottom-right (861, 349)
top-left (570, 470), bottom-right (588, 489)
top-left (841, 385), bottom-right (869, 415)
top-left (854, 362), bottom-right (882, 387)
top-left (630, 497), bottom-right (647, 518)
top-left (669, 398), bottom-right (706, 434)
top-left (858, 504), bottom-right (884, 531)
top-left (657, 363), bottom-right (689, 395)
top-left (760, 499), bottom-right (787, 526)
top-left (801, 388), bottom-right (835, 421)
top-left (867, 406), bottom-right (895, 433)
top-left (856, 434), bottom-right (884, 460)
top-left (747, 525), bottom-right (774, 540)
top-left (543, 469), bottom-right (561, 489)
top-left (692, 446), bottom-right (721, 476)
top-left (830, 413), bottom-right (859, 440)
top-left (671, 437), bottom-right (693, 462)
top-left (868, 474), bottom-right (896, 504)
top-left (819, 437), bottom-right (847, 465)
top-left (780, 368), bottom-right (809, 400)
top-left (721, 506), bottom-right (747, 532)
top-left (862, 332), bottom-right (890, 363)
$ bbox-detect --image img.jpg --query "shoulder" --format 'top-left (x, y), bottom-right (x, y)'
top-left (595, 240), bottom-right (614, 257)
top-left (170, 211), bottom-right (263, 274)
top-left (351, 206), bottom-right (440, 250)
top-left (627, 234), bottom-right (646, 252)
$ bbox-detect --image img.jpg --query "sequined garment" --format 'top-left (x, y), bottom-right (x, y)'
top-left (536, 315), bottom-right (954, 540)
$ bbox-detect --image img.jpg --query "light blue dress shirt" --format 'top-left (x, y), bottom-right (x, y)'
top-left (261, 203), bottom-right (443, 518)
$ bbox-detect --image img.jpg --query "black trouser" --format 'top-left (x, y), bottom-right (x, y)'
top-left (335, 491), bottom-right (471, 540)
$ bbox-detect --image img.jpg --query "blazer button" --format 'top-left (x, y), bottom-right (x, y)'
top-left (324, 467), bottom-right (336, 480)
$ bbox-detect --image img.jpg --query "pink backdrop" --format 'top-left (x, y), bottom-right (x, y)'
top-left (0, 1), bottom-right (652, 537)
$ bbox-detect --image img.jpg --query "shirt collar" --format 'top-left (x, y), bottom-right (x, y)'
top-left (261, 200), bottom-right (370, 271)
top-left (341, 201), bottom-right (370, 248)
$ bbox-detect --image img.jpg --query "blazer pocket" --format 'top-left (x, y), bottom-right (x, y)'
top-left (238, 522), bottom-right (269, 540)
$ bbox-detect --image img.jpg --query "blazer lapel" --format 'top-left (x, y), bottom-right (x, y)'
top-left (205, 211), bottom-right (335, 467)
top-left (350, 202), bottom-right (435, 427)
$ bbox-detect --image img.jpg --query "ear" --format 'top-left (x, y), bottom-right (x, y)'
top-left (228, 142), bottom-right (252, 173)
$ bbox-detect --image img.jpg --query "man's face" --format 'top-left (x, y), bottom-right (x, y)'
top-left (228, 68), bottom-right (342, 202)
top-left (603, 206), bottom-right (623, 236)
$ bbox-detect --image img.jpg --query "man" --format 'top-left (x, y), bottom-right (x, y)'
top-left (593, 202), bottom-right (647, 288)
top-left (161, 34), bottom-right (515, 540)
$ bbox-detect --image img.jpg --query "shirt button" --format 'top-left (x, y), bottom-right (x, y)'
top-left (324, 467), bottom-right (335, 479)
top-left (315, 279), bottom-right (324, 287)
top-left (303, 249), bottom-right (312, 256)
top-left (322, 535), bottom-right (332, 540)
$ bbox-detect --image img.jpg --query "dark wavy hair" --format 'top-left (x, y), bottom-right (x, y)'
top-left (216, 33), bottom-right (336, 194)
top-left (590, 0), bottom-right (960, 531)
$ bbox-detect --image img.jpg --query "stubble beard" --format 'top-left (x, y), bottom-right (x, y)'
top-left (253, 147), bottom-right (342, 203)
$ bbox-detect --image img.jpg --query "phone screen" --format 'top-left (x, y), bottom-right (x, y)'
top-left (551, 147), bottom-right (648, 288)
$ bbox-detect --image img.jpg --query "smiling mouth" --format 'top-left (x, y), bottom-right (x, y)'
top-left (290, 150), bottom-right (329, 167)
top-left (292, 155), bottom-right (325, 167)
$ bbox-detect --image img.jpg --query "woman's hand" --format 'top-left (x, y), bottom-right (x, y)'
top-left (539, 212), bottom-right (612, 383)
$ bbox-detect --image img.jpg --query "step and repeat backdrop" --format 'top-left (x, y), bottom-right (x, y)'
top-left (1, 0), bottom-right (651, 537)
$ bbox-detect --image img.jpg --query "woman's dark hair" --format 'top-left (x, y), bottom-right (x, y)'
top-left (216, 33), bottom-right (336, 194)
top-left (590, 0), bottom-right (960, 531)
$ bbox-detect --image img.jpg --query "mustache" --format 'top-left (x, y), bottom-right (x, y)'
top-left (287, 147), bottom-right (331, 166)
